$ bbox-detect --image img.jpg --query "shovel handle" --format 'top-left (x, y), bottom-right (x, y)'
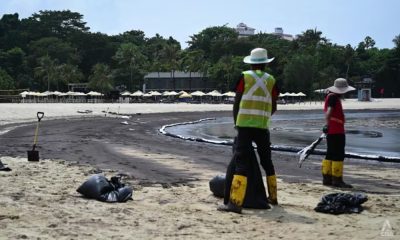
top-left (37, 112), bottom-right (44, 122)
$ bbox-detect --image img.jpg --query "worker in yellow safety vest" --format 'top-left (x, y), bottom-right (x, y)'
top-left (218, 48), bottom-right (279, 214)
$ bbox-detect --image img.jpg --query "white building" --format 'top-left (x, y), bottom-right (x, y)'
top-left (235, 23), bottom-right (255, 37)
top-left (270, 27), bottom-right (294, 41)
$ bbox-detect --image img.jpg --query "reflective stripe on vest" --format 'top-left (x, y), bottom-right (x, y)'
top-left (236, 70), bottom-right (275, 129)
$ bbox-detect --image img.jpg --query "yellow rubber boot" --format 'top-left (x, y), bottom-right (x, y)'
top-left (322, 159), bottom-right (332, 186)
top-left (267, 175), bottom-right (278, 205)
top-left (332, 161), bottom-right (352, 188)
top-left (217, 175), bottom-right (247, 214)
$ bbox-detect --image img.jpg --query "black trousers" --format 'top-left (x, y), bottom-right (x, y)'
top-left (326, 134), bottom-right (345, 161)
top-left (234, 127), bottom-right (275, 176)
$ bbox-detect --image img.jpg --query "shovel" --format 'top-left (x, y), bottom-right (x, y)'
top-left (27, 112), bottom-right (44, 161)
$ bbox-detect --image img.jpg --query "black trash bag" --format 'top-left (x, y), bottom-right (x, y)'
top-left (314, 192), bottom-right (368, 215)
top-left (77, 174), bottom-right (133, 203)
top-left (212, 137), bottom-right (269, 209)
top-left (0, 160), bottom-right (11, 171)
top-left (209, 175), bottom-right (225, 198)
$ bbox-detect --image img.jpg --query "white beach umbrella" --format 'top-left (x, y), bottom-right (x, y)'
top-left (297, 92), bottom-right (306, 97)
top-left (74, 92), bottom-right (87, 96)
top-left (53, 91), bottom-right (62, 96)
top-left (37, 92), bottom-right (48, 97)
top-left (131, 90), bottom-right (143, 96)
top-left (19, 91), bottom-right (29, 97)
top-left (222, 91), bottom-right (236, 97)
top-left (41, 91), bottom-right (52, 96)
top-left (179, 92), bottom-right (192, 98)
top-left (143, 93), bottom-right (153, 97)
top-left (168, 91), bottom-right (179, 96)
top-left (191, 91), bottom-right (206, 97)
top-left (150, 91), bottom-right (162, 96)
top-left (162, 91), bottom-right (171, 96)
top-left (314, 89), bottom-right (327, 94)
top-left (87, 91), bottom-right (102, 96)
top-left (121, 91), bottom-right (131, 96)
top-left (206, 90), bottom-right (223, 97)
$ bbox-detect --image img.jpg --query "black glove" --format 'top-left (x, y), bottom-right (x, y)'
top-left (322, 125), bottom-right (329, 134)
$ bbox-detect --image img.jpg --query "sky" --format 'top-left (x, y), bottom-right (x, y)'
top-left (1, 0), bottom-right (399, 49)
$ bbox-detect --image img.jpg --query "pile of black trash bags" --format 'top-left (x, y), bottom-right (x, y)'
top-left (77, 174), bottom-right (133, 203)
top-left (314, 192), bottom-right (368, 215)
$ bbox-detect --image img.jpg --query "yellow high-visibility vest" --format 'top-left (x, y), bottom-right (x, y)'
top-left (236, 70), bottom-right (275, 129)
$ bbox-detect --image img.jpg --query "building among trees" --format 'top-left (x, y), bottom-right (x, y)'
top-left (235, 23), bottom-right (255, 38)
top-left (143, 72), bottom-right (215, 92)
top-left (271, 27), bottom-right (294, 41)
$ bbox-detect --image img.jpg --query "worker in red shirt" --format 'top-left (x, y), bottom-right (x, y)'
top-left (218, 48), bottom-right (279, 214)
top-left (322, 78), bottom-right (355, 188)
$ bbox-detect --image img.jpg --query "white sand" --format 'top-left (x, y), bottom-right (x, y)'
top-left (1, 98), bottom-right (399, 125)
top-left (0, 157), bottom-right (399, 239)
top-left (0, 100), bottom-right (399, 239)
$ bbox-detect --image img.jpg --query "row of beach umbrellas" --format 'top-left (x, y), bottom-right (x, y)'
top-left (18, 90), bottom-right (235, 99)
top-left (19, 91), bottom-right (103, 97)
top-left (121, 90), bottom-right (236, 98)
top-left (279, 92), bottom-right (307, 97)
top-left (19, 90), bottom-right (308, 98)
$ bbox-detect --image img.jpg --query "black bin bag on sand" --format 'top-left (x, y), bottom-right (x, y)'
top-left (314, 192), bottom-right (368, 215)
top-left (77, 174), bottom-right (133, 203)
top-left (209, 139), bottom-right (270, 209)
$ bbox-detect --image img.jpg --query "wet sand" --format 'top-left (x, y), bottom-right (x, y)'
top-left (1, 111), bottom-right (399, 194)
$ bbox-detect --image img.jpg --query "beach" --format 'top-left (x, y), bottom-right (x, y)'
top-left (1, 100), bottom-right (399, 239)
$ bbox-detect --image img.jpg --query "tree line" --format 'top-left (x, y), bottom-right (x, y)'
top-left (0, 10), bottom-right (399, 97)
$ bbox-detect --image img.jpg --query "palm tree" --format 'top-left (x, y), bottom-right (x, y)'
top-left (34, 55), bottom-right (57, 91)
top-left (88, 63), bottom-right (113, 94)
top-left (161, 44), bottom-right (181, 90)
top-left (344, 44), bottom-right (355, 79)
top-left (114, 43), bottom-right (146, 91)
top-left (182, 50), bottom-right (205, 90)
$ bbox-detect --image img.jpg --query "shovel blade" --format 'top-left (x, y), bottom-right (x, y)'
top-left (27, 150), bottom-right (39, 162)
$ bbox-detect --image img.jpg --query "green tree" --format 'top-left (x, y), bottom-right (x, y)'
top-left (0, 68), bottom-right (15, 89)
top-left (34, 55), bottom-right (58, 91)
top-left (160, 44), bottom-right (181, 89)
top-left (343, 44), bottom-right (355, 79)
top-left (188, 26), bottom-right (238, 62)
top-left (0, 47), bottom-right (28, 85)
top-left (113, 43), bottom-right (147, 90)
top-left (0, 13), bottom-right (23, 50)
top-left (210, 55), bottom-right (244, 91)
top-left (181, 50), bottom-right (206, 90)
top-left (28, 37), bottom-right (80, 65)
top-left (363, 36), bottom-right (376, 49)
top-left (88, 63), bottom-right (113, 94)
top-left (116, 30), bottom-right (146, 45)
top-left (283, 54), bottom-right (317, 95)
top-left (27, 10), bottom-right (89, 38)
top-left (70, 32), bottom-right (118, 77)
top-left (56, 64), bottom-right (84, 91)
top-left (393, 34), bottom-right (400, 49)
